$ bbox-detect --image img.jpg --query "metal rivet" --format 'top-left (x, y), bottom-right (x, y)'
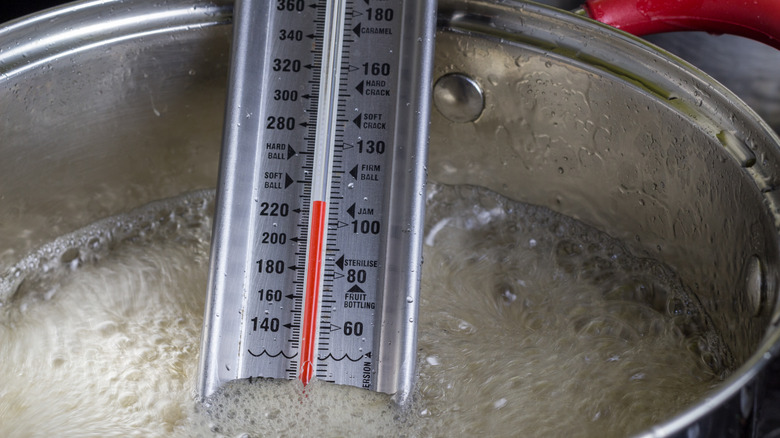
top-left (745, 255), bottom-right (765, 317)
top-left (433, 73), bottom-right (484, 123)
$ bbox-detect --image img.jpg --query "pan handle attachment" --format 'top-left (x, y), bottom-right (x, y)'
top-left (581, 0), bottom-right (780, 50)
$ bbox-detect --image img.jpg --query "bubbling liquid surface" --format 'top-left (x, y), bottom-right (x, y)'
top-left (0, 184), bottom-right (725, 437)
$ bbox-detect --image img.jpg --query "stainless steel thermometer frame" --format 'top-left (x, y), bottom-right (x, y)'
top-left (198, 0), bottom-right (435, 404)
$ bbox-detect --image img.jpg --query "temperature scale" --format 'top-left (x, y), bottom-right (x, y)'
top-left (198, 0), bottom-right (436, 404)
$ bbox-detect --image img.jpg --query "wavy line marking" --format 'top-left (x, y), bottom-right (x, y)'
top-left (247, 349), bottom-right (298, 359)
top-left (246, 350), bottom-right (366, 362)
top-left (318, 353), bottom-right (365, 362)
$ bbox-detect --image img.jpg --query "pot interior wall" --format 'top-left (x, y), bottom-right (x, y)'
top-left (1, 0), bottom-right (780, 428)
top-left (0, 24), bottom-right (230, 264)
top-left (428, 25), bottom-right (780, 367)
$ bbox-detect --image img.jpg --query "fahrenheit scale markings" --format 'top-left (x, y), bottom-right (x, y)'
top-left (199, 0), bottom-right (436, 403)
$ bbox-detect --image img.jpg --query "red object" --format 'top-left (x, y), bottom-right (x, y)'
top-left (583, 0), bottom-right (780, 50)
top-left (300, 200), bottom-right (327, 386)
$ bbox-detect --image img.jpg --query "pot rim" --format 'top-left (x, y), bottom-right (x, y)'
top-left (2, 0), bottom-right (779, 436)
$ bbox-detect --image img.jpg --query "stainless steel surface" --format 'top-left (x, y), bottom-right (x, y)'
top-left (643, 32), bottom-right (780, 134)
top-left (197, 0), bottom-right (267, 400)
top-left (373, 0), bottom-right (436, 404)
top-left (1, 0), bottom-right (780, 435)
top-left (534, 0), bottom-right (780, 134)
top-left (198, 0), bottom-right (435, 402)
top-left (435, 2), bottom-right (780, 436)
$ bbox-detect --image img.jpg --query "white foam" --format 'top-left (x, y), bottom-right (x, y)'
top-left (0, 185), bottom-right (727, 437)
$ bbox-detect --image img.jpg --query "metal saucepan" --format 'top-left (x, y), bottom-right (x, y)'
top-left (1, 0), bottom-right (780, 436)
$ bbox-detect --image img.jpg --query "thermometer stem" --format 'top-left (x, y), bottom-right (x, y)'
top-left (300, 200), bottom-right (327, 385)
top-left (299, 0), bottom-right (346, 386)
